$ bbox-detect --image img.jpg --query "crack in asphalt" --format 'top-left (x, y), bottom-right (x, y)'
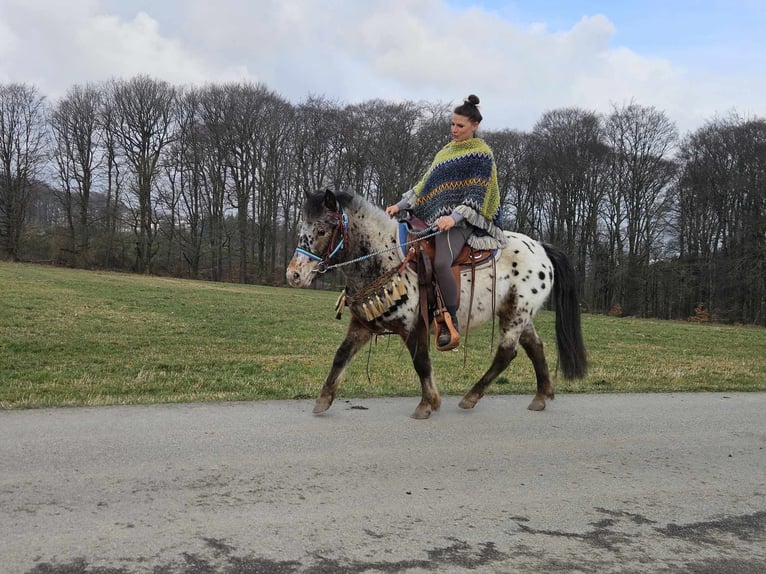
top-left (656, 509), bottom-right (766, 544)
top-left (23, 509), bottom-right (766, 574)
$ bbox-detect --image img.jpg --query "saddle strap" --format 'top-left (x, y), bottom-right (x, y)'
top-left (417, 244), bottom-right (432, 334)
top-left (460, 253), bottom-right (498, 361)
top-left (461, 257), bottom-right (478, 363)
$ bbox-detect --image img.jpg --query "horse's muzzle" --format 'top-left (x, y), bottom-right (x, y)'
top-left (286, 256), bottom-right (317, 288)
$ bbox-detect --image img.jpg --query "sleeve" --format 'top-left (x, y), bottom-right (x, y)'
top-left (395, 189), bottom-right (415, 210)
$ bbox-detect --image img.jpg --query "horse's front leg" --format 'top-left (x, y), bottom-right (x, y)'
top-left (313, 318), bottom-right (372, 414)
top-left (403, 321), bottom-right (440, 419)
top-left (459, 294), bottom-right (523, 410)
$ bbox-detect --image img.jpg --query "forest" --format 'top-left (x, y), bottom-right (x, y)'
top-left (1, 76), bottom-right (764, 324)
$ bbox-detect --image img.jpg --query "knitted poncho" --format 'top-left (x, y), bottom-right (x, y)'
top-left (410, 138), bottom-right (507, 250)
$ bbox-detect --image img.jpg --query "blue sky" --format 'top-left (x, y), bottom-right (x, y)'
top-left (449, 0), bottom-right (766, 99)
top-left (448, 0), bottom-right (763, 56)
top-left (1, 0), bottom-right (763, 135)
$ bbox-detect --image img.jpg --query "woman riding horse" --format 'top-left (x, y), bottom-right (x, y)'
top-left (385, 95), bottom-right (506, 351)
top-left (287, 187), bottom-right (587, 419)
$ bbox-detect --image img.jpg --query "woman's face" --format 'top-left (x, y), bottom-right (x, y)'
top-left (451, 113), bottom-right (478, 142)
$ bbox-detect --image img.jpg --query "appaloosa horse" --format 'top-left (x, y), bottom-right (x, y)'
top-left (287, 189), bottom-right (587, 419)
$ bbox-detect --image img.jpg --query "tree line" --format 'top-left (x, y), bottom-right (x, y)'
top-left (1, 77), bottom-right (764, 325)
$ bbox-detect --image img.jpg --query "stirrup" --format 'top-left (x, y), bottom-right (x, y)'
top-left (435, 313), bottom-right (460, 351)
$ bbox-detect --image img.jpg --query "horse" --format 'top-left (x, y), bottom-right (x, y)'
top-left (286, 189), bottom-right (587, 419)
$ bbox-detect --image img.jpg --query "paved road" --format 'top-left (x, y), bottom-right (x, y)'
top-left (1, 393), bottom-right (765, 574)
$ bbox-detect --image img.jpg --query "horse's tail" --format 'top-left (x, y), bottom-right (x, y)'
top-left (543, 243), bottom-right (588, 379)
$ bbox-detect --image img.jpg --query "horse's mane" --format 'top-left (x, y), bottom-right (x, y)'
top-left (303, 190), bottom-right (388, 226)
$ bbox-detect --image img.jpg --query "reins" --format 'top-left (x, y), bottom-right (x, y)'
top-left (298, 205), bottom-right (499, 358)
top-left (311, 221), bottom-right (442, 274)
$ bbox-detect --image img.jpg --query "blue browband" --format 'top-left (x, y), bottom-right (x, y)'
top-left (293, 247), bottom-right (324, 262)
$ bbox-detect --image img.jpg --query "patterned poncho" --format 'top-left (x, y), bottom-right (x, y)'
top-left (410, 138), bottom-right (507, 250)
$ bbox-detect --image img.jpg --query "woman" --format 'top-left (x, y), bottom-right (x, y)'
top-left (386, 94), bottom-right (507, 350)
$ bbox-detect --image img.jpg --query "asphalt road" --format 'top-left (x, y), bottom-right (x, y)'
top-left (1, 393), bottom-right (765, 574)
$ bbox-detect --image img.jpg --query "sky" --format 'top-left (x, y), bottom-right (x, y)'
top-left (0, 0), bottom-right (763, 135)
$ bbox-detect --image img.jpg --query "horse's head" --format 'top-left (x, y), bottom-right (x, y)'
top-left (286, 189), bottom-right (349, 288)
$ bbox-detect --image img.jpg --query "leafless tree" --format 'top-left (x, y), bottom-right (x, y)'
top-left (7, 74), bottom-right (766, 323)
top-left (245, 86), bottom-right (293, 282)
top-left (0, 83), bottom-right (48, 260)
top-left (159, 86), bottom-right (200, 275)
top-left (532, 108), bottom-right (610, 304)
top-left (98, 87), bottom-right (128, 266)
top-left (196, 85), bottom-right (232, 281)
top-left (285, 95), bottom-right (345, 261)
top-left (603, 102), bottom-right (678, 315)
top-left (49, 84), bottom-right (104, 265)
top-left (674, 115), bottom-right (766, 323)
top-left (363, 99), bottom-right (450, 207)
top-left (108, 75), bottom-right (177, 273)
top-left (484, 129), bottom-right (543, 235)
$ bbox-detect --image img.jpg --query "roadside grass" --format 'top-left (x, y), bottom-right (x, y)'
top-left (1, 261), bottom-right (764, 409)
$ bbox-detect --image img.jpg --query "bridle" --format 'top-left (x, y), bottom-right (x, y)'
top-left (293, 207), bottom-right (349, 273)
top-left (293, 205), bottom-right (443, 275)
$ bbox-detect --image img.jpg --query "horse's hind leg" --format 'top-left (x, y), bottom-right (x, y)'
top-left (404, 322), bottom-right (441, 420)
top-left (519, 323), bottom-right (554, 411)
top-left (313, 318), bottom-right (372, 414)
top-left (458, 340), bottom-right (518, 409)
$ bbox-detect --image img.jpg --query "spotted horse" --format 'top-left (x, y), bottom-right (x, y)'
top-left (287, 189), bottom-right (588, 419)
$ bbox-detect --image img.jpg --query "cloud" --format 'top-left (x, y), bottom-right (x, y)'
top-left (0, 0), bottom-right (251, 97)
top-left (0, 0), bottom-right (762, 134)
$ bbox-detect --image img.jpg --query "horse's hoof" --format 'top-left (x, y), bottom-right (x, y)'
top-left (527, 398), bottom-right (546, 411)
top-left (313, 398), bottom-right (332, 414)
top-left (459, 395), bottom-right (478, 409)
top-left (410, 407), bottom-right (432, 420)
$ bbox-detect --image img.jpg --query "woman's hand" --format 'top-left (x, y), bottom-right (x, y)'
top-left (436, 216), bottom-right (456, 231)
top-left (385, 205), bottom-right (400, 217)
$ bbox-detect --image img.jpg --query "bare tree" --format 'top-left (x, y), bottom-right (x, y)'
top-left (293, 95), bottom-right (344, 195)
top-left (675, 115), bottom-right (766, 323)
top-left (285, 96), bottom-right (345, 262)
top-left (484, 129), bottom-right (543, 234)
top-left (98, 87), bottom-right (128, 267)
top-left (165, 87), bottom-right (206, 278)
top-left (364, 100), bottom-right (450, 207)
top-left (336, 102), bottom-right (378, 197)
top-left (532, 108), bottom-right (610, 305)
top-left (7, 73), bottom-right (765, 323)
top-left (252, 94), bottom-right (293, 281)
top-left (223, 83), bottom-right (292, 282)
top-left (108, 76), bottom-right (177, 273)
top-left (0, 83), bottom-right (48, 260)
top-left (196, 85), bottom-right (231, 281)
top-left (49, 84), bottom-right (103, 265)
top-left (603, 102), bottom-right (678, 315)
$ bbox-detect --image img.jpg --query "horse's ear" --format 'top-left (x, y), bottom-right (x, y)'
top-left (324, 188), bottom-right (338, 212)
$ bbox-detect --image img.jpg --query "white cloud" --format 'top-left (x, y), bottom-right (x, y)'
top-left (75, 12), bottom-right (216, 85)
top-left (0, 0), bottom-right (762, 133)
top-left (0, 0), bottom-right (252, 97)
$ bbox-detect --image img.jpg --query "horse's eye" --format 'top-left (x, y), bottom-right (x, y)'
top-left (317, 229), bottom-right (327, 237)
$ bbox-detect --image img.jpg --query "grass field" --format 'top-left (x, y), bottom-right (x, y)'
top-left (1, 261), bottom-right (764, 409)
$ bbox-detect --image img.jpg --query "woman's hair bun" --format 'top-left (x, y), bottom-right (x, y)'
top-left (454, 94), bottom-right (483, 123)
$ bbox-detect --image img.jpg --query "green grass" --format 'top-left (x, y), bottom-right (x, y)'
top-left (1, 261), bottom-right (764, 408)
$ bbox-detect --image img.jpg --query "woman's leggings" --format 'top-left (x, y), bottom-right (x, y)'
top-left (433, 225), bottom-right (472, 313)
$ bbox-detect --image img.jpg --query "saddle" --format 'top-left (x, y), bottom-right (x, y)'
top-left (399, 218), bottom-right (497, 351)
